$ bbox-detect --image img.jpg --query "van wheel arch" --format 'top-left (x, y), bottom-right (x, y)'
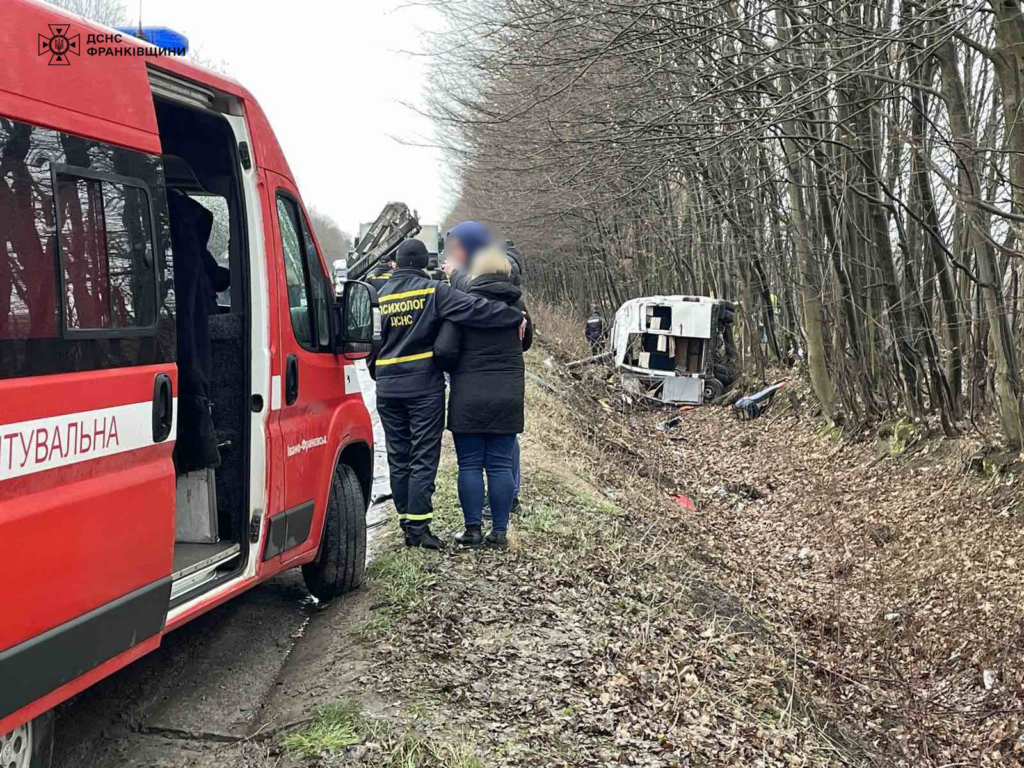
top-left (338, 441), bottom-right (373, 505)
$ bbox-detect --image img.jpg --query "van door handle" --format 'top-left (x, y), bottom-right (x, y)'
top-left (285, 354), bottom-right (299, 406)
top-left (152, 373), bottom-right (173, 443)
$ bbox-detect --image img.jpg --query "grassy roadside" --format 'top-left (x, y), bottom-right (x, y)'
top-left (280, 366), bottom-right (874, 767)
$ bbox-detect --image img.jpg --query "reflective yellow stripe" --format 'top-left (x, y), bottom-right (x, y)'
top-left (399, 513), bottom-right (434, 521)
top-left (376, 351), bottom-right (434, 366)
top-left (380, 287), bottom-right (436, 302)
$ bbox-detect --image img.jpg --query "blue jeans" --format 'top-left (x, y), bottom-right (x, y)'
top-left (513, 436), bottom-right (521, 497)
top-left (453, 433), bottom-right (516, 533)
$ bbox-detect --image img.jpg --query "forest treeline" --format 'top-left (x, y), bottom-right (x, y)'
top-left (429, 0), bottom-right (1024, 444)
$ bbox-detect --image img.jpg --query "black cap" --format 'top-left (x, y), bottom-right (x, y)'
top-left (396, 239), bottom-right (429, 269)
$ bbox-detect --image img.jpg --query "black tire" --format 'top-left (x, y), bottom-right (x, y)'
top-left (302, 463), bottom-right (367, 601)
top-left (703, 377), bottom-right (725, 403)
top-left (2, 711), bottom-right (54, 768)
top-left (712, 364), bottom-right (734, 385)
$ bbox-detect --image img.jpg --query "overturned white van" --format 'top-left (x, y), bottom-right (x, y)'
top-left (611, 295), bottom-right (738, 405)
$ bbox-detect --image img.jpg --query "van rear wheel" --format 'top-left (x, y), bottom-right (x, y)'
top-left (302, 463), bottom-right (367, 601)
top-left (703, 377), bottom-right (726, 403)
top-left (2, 711), bottom-right (54, 768)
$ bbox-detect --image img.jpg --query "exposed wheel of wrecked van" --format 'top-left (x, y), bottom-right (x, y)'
top-left (1, 711), bottom-right (54, 768)
top-left (302, 463), bottom-right (367, 601)
top-left (703, 377), bottom-right (726, 403)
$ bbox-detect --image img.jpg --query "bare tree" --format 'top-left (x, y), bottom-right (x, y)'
top-left (308, 208), bottom-right (352, 263)
top-left (45, 0), bottom-right (127, 26)
top-left (425, 0), bottom-right (1024, 442)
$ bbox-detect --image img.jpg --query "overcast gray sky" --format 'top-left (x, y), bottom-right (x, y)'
top-left (139, 0), bottom-right (445, 235)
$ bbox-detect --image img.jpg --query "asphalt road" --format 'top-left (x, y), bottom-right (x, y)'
top-left (50, 363), bottom-right (390, 768)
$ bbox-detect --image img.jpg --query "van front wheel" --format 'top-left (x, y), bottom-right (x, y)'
top-left (302, 463), bottom-right (367, 601)
top-left (2, 711), bottom-right (54, 768)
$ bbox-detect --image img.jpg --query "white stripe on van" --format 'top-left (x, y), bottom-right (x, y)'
top-left (0, 400), bottom-right (176, 482)
top-left (271, 375), bottom-right (282, 411)
top-left (344, 365), bottom-right (360, 395)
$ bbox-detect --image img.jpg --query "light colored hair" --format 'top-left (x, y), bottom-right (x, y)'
top-left (469, 246), bottom-right (511, 278)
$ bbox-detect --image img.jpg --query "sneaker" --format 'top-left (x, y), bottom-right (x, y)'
top-left (455, 525), bottom-right (483, 548)
top-left (484, 530), bottom-right (508, 550)
top-left (406, 526), bottom-right (444, 550)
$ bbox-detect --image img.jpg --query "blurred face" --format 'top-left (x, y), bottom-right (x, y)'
top-left (445, 236), bottom-right (468, 267)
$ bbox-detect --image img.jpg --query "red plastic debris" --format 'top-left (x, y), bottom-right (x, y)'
top-left (672, 494), bottom-right (695, 510)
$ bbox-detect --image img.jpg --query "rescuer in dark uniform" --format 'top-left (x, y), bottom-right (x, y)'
top-left (367, 254), bottom-right (395, 293)
top-left (585, 308), bottom-right (605, 355)
top-left (370, 239), bottom-right (526, 549)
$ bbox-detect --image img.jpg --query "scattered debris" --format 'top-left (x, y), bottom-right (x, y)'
top-left (725, 481), bottom-right (764, 500)
top-left (672, 493), bottom-right (696, 510)
top-left (984, 669), bottom-right (998, 690)
top-left (657, 416), bottom-right (683, 431)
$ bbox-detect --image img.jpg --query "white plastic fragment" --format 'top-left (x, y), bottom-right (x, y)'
top-left (983, 669), bottom-right (997, 690)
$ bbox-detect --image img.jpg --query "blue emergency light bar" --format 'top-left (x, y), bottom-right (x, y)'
top-left (114, 26), bottom-right (189, 54)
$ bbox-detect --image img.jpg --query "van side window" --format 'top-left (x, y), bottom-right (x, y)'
top-left (277, 195), bottom-right (314, 348)
top-left (54, 168), bottom-right (158, 334)
top-left (0, 117), bottom-right (174, 380)
top-left (276, 193), bottom-right (331, 351)
top-left (299, 215), bottom-right (331, 349)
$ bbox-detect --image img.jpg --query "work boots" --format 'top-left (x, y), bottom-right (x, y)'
top-left (405, 525), bottom-right (443, 550)
top-left (455, 525), bottom-right (483, 548)
top-left (484, 530), bottom-right (508, 550)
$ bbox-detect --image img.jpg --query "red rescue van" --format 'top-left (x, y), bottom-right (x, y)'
top-left (0, 3), bottom-right (378, 764)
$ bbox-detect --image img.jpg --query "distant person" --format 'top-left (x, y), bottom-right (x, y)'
top-left (585, 308), bottom-right (605, 355)
top-left (367, 254), bottom-right (395, 293)
top-left (435, 246), bottom-right (533, 550)
top-left (370, 239), bottom-right (526, 550)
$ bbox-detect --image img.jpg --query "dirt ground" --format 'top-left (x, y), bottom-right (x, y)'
top-left (50, 342), bottom-right (1024, 767)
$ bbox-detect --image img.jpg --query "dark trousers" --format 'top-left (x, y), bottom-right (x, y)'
top-left (377, 390), bottom-right (445, 534)
top-left (453, 432), bottom-right (517, 533)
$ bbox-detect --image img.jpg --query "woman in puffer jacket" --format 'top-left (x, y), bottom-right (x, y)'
top-left (434, 246), bottom-right (533, 549)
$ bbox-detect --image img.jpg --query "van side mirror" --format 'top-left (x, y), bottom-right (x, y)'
top-left (334, 280), bottom-right (380, 358)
